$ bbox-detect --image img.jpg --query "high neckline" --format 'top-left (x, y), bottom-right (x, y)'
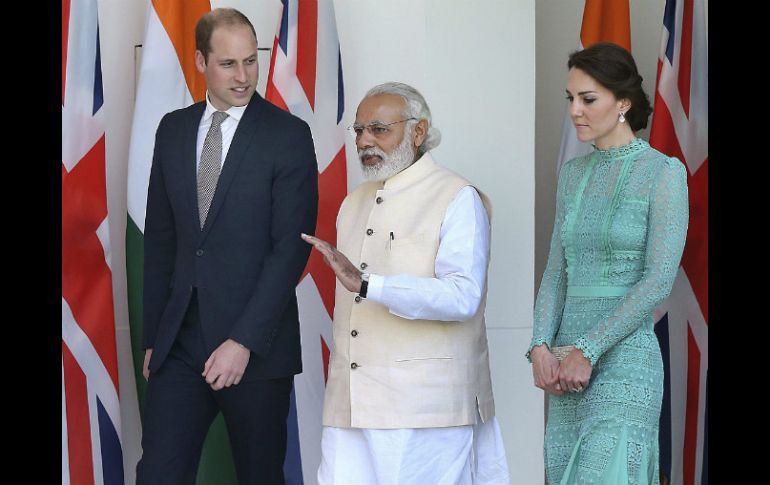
top-left (592, 138), bottom-right (649, 161)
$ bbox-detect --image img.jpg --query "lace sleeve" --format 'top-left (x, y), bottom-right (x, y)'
top-left (527, 163), bottom-right (571, 361)
top-left (574, 158), bottom-right (689, 365)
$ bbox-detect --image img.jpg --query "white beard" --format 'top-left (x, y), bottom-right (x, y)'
top-left (358, 133), bottom-right (417, 182)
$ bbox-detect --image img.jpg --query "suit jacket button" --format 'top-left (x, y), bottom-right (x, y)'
top-left (196, 249), bottom-right (204, 256)
top-left (350, 362), bottom-right (358, 369)
top-left (351, 330), bottom-right (358, 337)
top-left (360, 262), bottom-right (367, 270)
top-left (375, 197), bottom-right (383, 204)
top-left (354, 295), bottom-right (362, 303)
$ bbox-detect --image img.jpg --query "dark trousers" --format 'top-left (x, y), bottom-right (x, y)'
top-left (136, 293), bottom-right (293, 485)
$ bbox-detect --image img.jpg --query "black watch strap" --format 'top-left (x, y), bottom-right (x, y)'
top-left (359, 279), bottom-right (369, 298)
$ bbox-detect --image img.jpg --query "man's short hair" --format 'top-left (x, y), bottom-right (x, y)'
top-left (195, 8), bottom-right (257, 62)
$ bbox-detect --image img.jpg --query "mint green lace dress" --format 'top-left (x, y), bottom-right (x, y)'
top-left (528, 139), bottom-right (689, 484)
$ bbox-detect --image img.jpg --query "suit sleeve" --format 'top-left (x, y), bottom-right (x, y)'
top-left (142, 114), bottom-right (177, 350)
top-left (229, 120), bottom-right (319, 356)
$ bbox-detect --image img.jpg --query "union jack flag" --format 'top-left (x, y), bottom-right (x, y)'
top-left (651, 0), bottom-right (708, 484)
top-left (62, 0), bottom-right (124, 484)
top-left (265, 0), bottom-right (348, 481)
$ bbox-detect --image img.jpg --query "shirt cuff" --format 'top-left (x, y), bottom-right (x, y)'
top-left (366, 274), bottom-right (385, 302)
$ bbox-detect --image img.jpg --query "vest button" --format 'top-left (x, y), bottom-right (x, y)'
top-left (350, 362), bottom-right (358, 369)
top-left (360, 262), bottom-right (367, 270)
top-left (375, 196), bottom-right (383, 204)
top-left (351, 330), bottom-right (358, 337)
top-left (196, 249), bottom-right (204, 256)
top-left (354, 296), bottom-right (362, 303)
top-left (366, 228), bottom-right (374, 236)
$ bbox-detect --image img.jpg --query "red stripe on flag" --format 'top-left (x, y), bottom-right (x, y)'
top-left (683, 326), bottom-right (701, 485)
top-left (63, 343), bottom-right (96, 485)
top-left (678, 0), bottom-right (694, 117)
top-left (265, 34), bottom-right (287, 109)
top-left (62, 136), bottom-right (120, 389)
top-left (296, 0), bottom-right (318, 109)
top-left (266, 81), bottom-right (290, 112)
top-left (301, 148), bottom-right (348, 317)
top-left (62, 0), bottom-right (71, 104)
top-left (320, 336), bottom-right (330, 383)
top-left (649, 89), bottom-right (686, 168)
top-left (653, 58), bottom-right (664, 101)
top-left (681, 158), bottom-right (707, 322)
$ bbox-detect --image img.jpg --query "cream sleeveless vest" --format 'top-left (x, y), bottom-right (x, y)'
top-left (322, 153), bottom-right (495, 429)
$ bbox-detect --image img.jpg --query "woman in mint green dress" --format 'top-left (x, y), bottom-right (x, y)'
top-left (528, 42), bottom-right (689, 484)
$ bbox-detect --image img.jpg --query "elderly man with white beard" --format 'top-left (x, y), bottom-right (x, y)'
top-left (302, 82), bottom-right (510, 485)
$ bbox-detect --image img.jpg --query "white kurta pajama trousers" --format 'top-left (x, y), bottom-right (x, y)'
top-left (317, 416), bottom-right (510, 485)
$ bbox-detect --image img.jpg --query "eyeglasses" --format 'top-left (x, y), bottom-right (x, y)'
top-left (347, 118), bottom-right (417, 138)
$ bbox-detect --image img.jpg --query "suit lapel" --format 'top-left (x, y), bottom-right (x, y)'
top-left (184, 103), bottom-right (206, 234)
top-left (199, 94), bottom-right (265, 240)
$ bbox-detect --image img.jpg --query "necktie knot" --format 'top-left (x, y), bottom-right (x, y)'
top-left (211, 110), bottom-right (228, 127)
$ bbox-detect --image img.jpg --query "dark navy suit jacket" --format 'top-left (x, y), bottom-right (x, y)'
top-left (142, 93), bottom-right (318, 379)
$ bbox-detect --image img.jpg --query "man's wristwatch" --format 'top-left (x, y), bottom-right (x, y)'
top-left (359, 273), bottom-right (370, 298)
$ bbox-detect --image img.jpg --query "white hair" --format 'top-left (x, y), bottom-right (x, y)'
top-left (363, 82), bottom-right (441, 155)
top-left (358, 130), bottom-right (416, 182)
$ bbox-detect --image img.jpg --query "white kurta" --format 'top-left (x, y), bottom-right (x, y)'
top-left (318, 186), bottom-right (510, 485)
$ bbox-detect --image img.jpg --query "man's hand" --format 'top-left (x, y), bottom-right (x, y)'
top-left (530, 344), bottom-right (564, 396)
top-left (301, 233), bottom-right (363, 293)
top-left (202, 339), bottom-right (251, 391)
top-left (143, 348), bottom-right (153, 381)
top-left (557, 348), bottom-right (592, 395)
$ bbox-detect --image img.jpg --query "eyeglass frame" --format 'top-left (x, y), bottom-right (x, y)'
top-left (347, 118), bottom-right (417, 138)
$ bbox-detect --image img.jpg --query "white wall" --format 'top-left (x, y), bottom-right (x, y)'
top-left (97, 0), bottom-right (539, 483)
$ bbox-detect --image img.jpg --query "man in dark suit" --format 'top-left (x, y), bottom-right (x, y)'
top-left (135, 8), bottom-right (318, 485)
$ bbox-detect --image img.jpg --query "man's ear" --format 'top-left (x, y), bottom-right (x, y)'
top-left (413, 119), bottom-right (428, 148)
top-left (195, 50), bottom-right (207, 73)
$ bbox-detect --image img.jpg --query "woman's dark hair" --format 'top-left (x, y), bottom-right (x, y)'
top-left (568, 42), bottom-right (653, 131)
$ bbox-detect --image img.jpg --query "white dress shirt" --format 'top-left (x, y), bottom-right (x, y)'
top-left (195, 92), bottom-right (249, 171)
